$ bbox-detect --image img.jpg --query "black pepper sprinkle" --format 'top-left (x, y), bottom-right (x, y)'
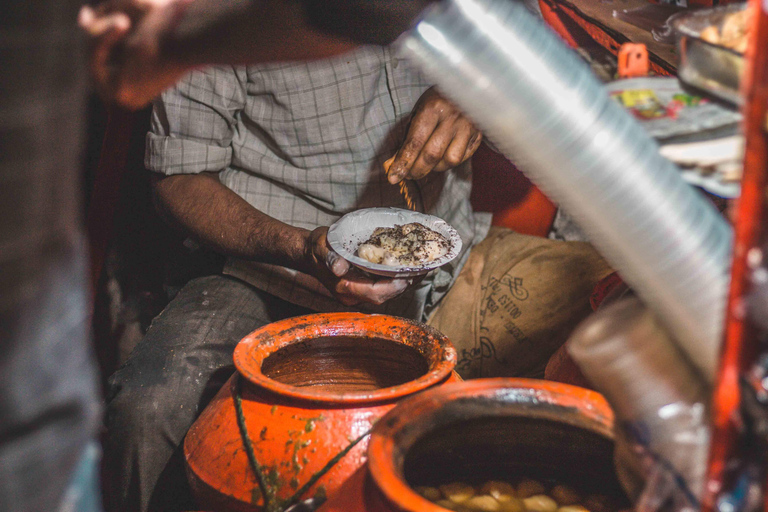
top-left (359, 223), bottom-right (449, 266)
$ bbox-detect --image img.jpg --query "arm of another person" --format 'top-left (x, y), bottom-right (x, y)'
top-left (79, 0), bottom-right (431, 110)
top-left (148, 67), bottom-right (408, 306)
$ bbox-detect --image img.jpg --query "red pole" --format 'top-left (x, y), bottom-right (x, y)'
top-left (703, 1), bottom-right (768, 510)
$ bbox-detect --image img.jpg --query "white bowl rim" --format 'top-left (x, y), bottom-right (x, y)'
top-left (326, 207), bottom-right (463, 278)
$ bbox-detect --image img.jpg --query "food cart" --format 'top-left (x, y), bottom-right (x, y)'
top-left (84, 1), bottom-right (768, 510)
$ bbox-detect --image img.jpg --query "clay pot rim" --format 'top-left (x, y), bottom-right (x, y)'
top-left (367, 378), bottom-right (615, 512)
top-left (233, 312), bottom-right (457, 405)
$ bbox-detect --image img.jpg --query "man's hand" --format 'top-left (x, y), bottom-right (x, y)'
top-left (387, 86), bottom-right (482, 184)
top-left (151, 173), bottom-right (410, 308)
top-left (305, 227), bottom-right (410, 306)
top-left (79, 0), bottom-right (190, 110)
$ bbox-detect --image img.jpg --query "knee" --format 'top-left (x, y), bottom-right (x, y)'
top-left (105, 365), bottom-right (167, 448)
top-left (105, 357), bottom-right (210, 450)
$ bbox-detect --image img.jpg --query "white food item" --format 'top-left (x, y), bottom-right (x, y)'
top-left (462, 495), bottom-right (502, 511)
top-left (416, 486), bottom-right (443, 501)
top-left (480, 481), bottom-right (517, 502)
top-left (357, 223), bottom-right (450, 267)
top-left (523, 495), bottom-right (558, 512)
top-left (357, 243), bottom-right (386, 264)
top-left (499, 498), bottom-right (526, 512)
top-left (440, 482), bottom-right (476, 503)
top-left (558, 506), bottom-right (590, 512)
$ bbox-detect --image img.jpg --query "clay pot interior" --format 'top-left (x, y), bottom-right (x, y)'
top-left (403, 415), bottom-right (628, 505)
top-left (367, 380), bottom-right (632, 512)
top-left (234, 313), bottom-right (457, 403)
top-left (260, 336), bottom-right (429, 392)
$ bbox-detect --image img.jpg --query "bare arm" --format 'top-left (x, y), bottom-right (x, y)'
top-left (152, 172), bottom-right (410, 306)
top-left (79, 0), bottom-right (357, 109)
top-left (152, 172), bottom-right (309, 268)
top-left (80, 0), bottom-right (434, 109)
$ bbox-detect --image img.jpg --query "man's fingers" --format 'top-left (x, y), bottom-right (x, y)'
top-left (308, 226), bottom-right (411, 306)
top-left (463, 130), bottom-right (483, 161)
top-left (309, 227), bottom-right (350, 277)
top-left (326, 249), bottom-right (350, 277)
top-left (81, 8), bottom-right (131, 95)
top-left (409, 120), bottom-right (457, 180)
top-left (443, 124), bottom-right (474, 167)
top-left (79, 7), bottom-right (131, 37)
top-left (338, 277), bottom-right (409, 305)
top-left (388, 111), bottom-right (439, 184)
top-left (389, 116), bottom-right (481, 183)
top-left (78, 5), bottom-right (95, 30)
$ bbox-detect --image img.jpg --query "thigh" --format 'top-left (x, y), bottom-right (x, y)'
top-left (103, 275), bottom-right (312, 511)
top-left (107, 274), bottom-right (311, 416)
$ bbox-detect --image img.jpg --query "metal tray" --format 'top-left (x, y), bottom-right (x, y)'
top-left (672, 3), bottom-right (747, 106)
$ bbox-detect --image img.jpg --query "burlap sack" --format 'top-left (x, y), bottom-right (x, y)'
top-left (429, 227), bottom-right (612, 379)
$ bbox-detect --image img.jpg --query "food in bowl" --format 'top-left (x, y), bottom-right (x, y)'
top-left (699, 6), bottom-right (753, 53)
top-left (416, 478), bottom-right (618, 512)
top-left (357, 222), bottom-right (450, 267)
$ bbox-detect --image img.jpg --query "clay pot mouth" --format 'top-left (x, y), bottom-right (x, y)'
top-left (368, 378), bottom-right (626, 512)
top-left (233, 312), bottom-right (456, 405)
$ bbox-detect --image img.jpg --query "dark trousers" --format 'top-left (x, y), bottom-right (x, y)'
top-left (102, 275), bottom-right (311, 512)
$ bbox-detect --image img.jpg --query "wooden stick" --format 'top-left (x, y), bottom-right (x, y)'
top-left (383, 156), bottom-right (415, 210)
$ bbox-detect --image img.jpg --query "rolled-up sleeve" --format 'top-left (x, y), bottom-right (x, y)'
top-left (145, 66), bottom-right (247, 175)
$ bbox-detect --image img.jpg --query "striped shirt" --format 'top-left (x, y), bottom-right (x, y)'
top-left (146, 45), bottom-right (490, 321)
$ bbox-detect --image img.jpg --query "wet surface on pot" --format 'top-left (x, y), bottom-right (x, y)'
top-left (186, 313), bottom-right (459, 511)
top-left (261, 336), bottom-right (429, 392)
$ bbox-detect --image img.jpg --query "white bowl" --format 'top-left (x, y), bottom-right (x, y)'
top-left (327, 207), bottom-right (463, 278)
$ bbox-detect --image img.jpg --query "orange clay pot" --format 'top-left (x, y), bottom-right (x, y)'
top-left (184, 312), bottom-right (459, 512)
top-left (318, 378), bottom-right (631, 512)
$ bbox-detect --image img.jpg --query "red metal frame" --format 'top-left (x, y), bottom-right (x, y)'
top-left (538, 0), bottom-right (675, 76)
top-left (537, 0), bottom-right (768, 507)
top-left (704, 1), bottom-right (768, 510)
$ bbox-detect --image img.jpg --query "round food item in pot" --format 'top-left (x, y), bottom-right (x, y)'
top-left (480, 481), bottom-right (517, 502)
top-left (416, 486), bottom-right (443, 501)
top-left (558, 506), bottom-right (590, 512)
top-left (440, 482), bottom-right (476, 503)
top-left (523, 494), bottom-right (558, 512)
top-left (461, 495), bottom-right (502, 511)
top-left (499, 497), bottom-right (526, 512)
top-left (438, 499), bottom-right (462, 511)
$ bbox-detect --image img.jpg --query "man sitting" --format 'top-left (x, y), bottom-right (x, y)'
top-left (103, 46), bottom-right (610, 511)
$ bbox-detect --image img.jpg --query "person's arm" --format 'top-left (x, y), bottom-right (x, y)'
top-left (152, 172), bottom-right (409, 306)
top-left (79, 0), bottom-right (431, 110)
top-left (146, 67), bottom-right (408, 306)
top-left (79, 0), bottom-right (363, 109)
top-left (152, 172), bottom-right (307, 266)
